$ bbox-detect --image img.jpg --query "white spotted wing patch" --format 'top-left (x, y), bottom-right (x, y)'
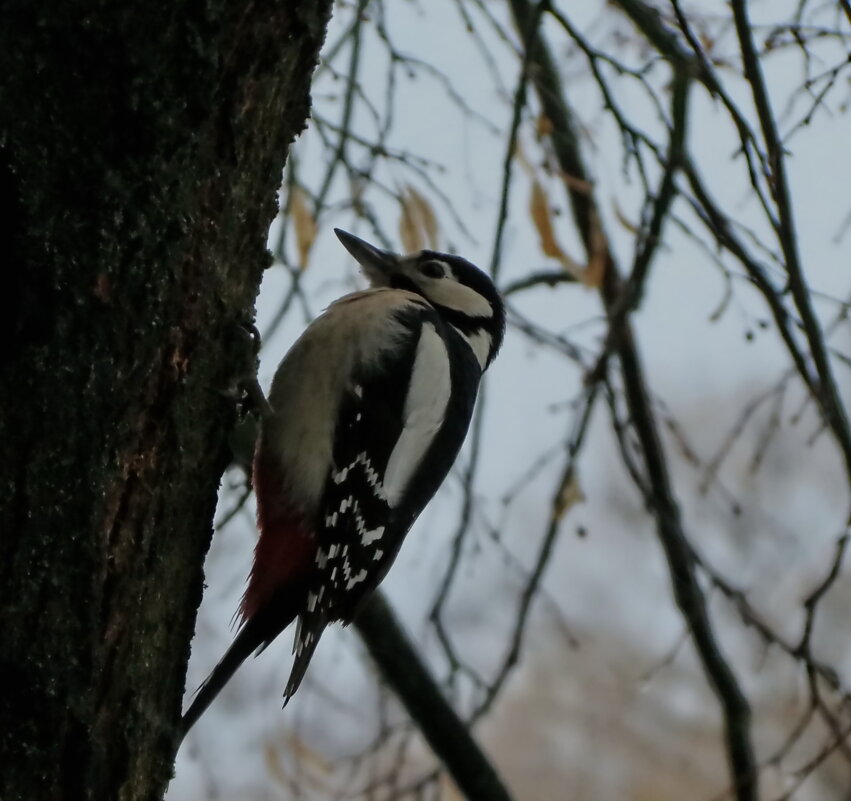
top-left (332, 451), bottom-right (383, 492)
top-left (345, 568), bottom-right (368, 590)
top-left (295, 344), bottom-right (412, 658)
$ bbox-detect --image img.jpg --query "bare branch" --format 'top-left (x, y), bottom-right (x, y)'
top-left (508, 2), bottom-right (759, 797)
top-left (355, 592), bottom-right (516, 801)
top-left (731, 0), bottom-right (851, 494)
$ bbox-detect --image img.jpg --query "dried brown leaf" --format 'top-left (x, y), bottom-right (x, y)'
top-left (289, 187), bottom-right (317, 270)
top-left (553, 468), bottom-right (584, 522)
top-left (530, 178), bottom-right (585, 277)
top-left (530, 178), bottom-right (563, 261)
top-left (536, 113), bottom-right (554, 140)
top-left (398, 189), bottom-right (424, 253)
top-left (612, 196), bottom-right (639, 235)
top-left (583, 208), bottom-right (609, 288)
top-left (405, 184), bottom-right (440, 249)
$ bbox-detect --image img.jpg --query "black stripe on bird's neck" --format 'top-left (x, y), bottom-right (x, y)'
top-left (387, 273), bottom-right (497, 355)
top-left (428, 306), bottom-right (491, 337)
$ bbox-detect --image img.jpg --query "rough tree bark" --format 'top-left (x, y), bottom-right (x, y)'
top-left (0, 3), bottom-right (332, 800)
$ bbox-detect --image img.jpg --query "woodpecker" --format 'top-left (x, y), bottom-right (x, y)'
top-left (180, 228), bottom-right (505, 736)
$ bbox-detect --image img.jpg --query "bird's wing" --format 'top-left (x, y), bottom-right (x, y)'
top-left (283, 306), bottom-right (457, 699)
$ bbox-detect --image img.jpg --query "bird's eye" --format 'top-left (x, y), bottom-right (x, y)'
top-left (419, 260), bottom-right (445, 279)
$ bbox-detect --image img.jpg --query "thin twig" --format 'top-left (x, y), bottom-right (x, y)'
top-left (732, 0), bottom-right (851, 495)
top-left (355, 592), bottom-right (516, 801)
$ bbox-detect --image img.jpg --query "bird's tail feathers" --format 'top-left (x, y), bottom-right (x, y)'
top-left (179, 584), bottom-right (304, 741)
top-left (283, 613), bottom-right (328, 705)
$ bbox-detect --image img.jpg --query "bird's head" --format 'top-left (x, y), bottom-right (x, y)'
top-left (335, 228), bottom-right (505, 369)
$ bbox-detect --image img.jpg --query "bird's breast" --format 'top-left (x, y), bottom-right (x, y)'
top-left (259, 290), bottom-right (431, 514)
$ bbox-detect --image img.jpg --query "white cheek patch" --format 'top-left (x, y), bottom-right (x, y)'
top-left (451, 326), bottom-right (492, 370)
top-left (383, 323), bottom-right (452, 507)
top-left (421, 279), bottom-right (494, 319)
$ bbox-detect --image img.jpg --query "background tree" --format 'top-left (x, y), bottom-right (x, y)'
top-left (0, 3), bottom-right (332, 800)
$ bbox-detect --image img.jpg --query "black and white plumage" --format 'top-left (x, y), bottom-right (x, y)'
top-left (180, 229), bottom-right (504, 737)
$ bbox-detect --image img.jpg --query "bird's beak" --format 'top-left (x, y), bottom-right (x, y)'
top-left (334, 228), bottom-right (400, 286)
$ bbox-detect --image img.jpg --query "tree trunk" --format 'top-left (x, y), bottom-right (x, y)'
top-left (0, 3), bottom-right (332, 800)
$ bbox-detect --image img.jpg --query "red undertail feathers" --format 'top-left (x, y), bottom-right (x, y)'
top-left (240, 511), bottom-right (314, 621)
top-left (180, 455), bottom-right (317, 739)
